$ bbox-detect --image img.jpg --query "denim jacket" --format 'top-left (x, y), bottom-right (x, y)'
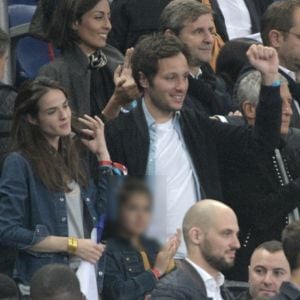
top-left (0, 152), bottom-right (112, 287)
top-left (102, 236), bottom-right (160, 300)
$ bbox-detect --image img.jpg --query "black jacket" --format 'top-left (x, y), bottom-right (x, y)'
top-left (272, 282), bottom-right (300, 300)
top-left (211, 0), bottom-right (261, 41)
top-left (108, 0), bottom-right (172, 54)
top-left (151, 259), bottom-right (234, 300)
top-left (102, 236), bottom-right (160, 300)
top-left (221, 125), bottom-right (300, 281)
top-left (106, 86), bottom-right (281, 201)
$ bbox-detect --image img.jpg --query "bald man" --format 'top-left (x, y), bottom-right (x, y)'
top-left (151, 200), bottom-right (240, 300)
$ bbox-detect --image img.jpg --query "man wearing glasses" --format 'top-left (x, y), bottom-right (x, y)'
top-left (261, 0), bottom-right (300, 128)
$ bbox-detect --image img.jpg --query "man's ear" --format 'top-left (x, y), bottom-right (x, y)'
top-left (269, 29), bottom-right (284, 48)
top-left (189, 227), bottom-right (203, 245)
top-left (242, 101), bottom-right (256, 121)
top-left (138, 72), bottom-right (150, 89)
top-left (164, 29), bottom-right (176, 37)
top-left (26, 114), bottom-right (37, 126)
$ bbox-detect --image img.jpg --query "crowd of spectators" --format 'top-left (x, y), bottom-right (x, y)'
top-left (1, 0), bottom-right (300, 299)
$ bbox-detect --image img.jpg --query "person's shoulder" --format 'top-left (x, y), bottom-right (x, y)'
top-left (2, 152), bottom-right (32, 173)
top-left (4, 152), bottom-right (29, 165)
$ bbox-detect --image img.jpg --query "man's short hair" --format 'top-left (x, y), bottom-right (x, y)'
top-left (255, 240), bottom-right (283, 254)
top-left (0, 28), bottom-right (9, 58)
top-left (282, 221), bottom-right (300, 271)
top-left (131, 34), bottom-right (190, 91)
top-left (30, 264), bottom-right (83, 300)
top-left (160, 0), bottom-right (211, 35)
top-left (237, 71), bottom-right (287, 109)
top-left (261, 0), bottom-right (300, 46)
top-left (0, 274), bottom-right (18, 300)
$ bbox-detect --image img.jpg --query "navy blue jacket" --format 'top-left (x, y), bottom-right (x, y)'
top-left (102, 236), bottom-right (160, 300)
top-left (0, 152), bottom-right (110, 286)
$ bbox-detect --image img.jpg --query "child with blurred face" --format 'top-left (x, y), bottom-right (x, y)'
top-left (102, 179), bottom-right (181, 300)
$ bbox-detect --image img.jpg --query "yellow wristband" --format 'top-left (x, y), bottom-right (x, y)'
top-left (68, 237), bottom-right (78, 254)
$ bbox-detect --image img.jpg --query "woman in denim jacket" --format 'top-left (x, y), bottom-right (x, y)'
top-left (0, 77), bottom-right (125, 296)
top-left (102, 179), bottom-right (181, 300)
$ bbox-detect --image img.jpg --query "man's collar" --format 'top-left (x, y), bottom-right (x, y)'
top-left (189, 67), bottom-right (203, 80)
top-left (279, 65), bottom-right (296, 81)
top-left (142, 98), bottom-right (181, 128)
top-left (185, 258), bottom-right (225, 287)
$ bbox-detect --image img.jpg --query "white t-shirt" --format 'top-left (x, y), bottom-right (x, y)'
top-left (217, 0), bottom-right (252, 39)
top-left (148, 119), bottom-right (197, 257)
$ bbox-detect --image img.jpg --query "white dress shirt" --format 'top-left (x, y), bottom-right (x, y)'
top-left (217, 0), bottom-right (252, 39)
top-left (186, 258), bottom-right (225, 300)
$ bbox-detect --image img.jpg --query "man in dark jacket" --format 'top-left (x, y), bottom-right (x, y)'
top-left (106, 33), bottom-right (282, 258)
top-left (237, 241), bottom-right (290, 300)
top-left (272, 221), bottom-right (300, 300)
top-left (261, 0), bottom-right (300, 128)
top-left (160, 0), bottom-right (235, 116)
top-left (151, 200), bottom-right (239, 300)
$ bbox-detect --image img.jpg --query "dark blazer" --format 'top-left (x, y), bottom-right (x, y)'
top-left (39, 45), bottom-right (124, 116)
top-left (272, 282), bottom-right (300, 300)
top-left (211, 0), bottom-right (261, 41)
top-left (151, 260), bottom-right (234, 300)
top-left (105, 86), bottom-right (282, 201)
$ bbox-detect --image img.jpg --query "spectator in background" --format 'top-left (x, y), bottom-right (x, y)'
top-left (273, 221), bottom-right (300, 300)
top-left (0, 27), bottom-right (17, 279)
top-left (105, 33), bottom-right (283, 259)
top-left (0, 274), bottom-right (19, 300)
top-left (0, 78), bottom-right (126, 296)
top-left (261, 0), bottom-right (300, 128)
top-left (237, 241), bottom-right (290, 300)
top-left (216, 38), bottom-right (260, 97)
top-left (151, 200), bottom-right (239, 299)
top-left (102, 179), bottom-right (180, 300)
top-left (222, 70), bottom-right (300, 281)
top-left (160, 0), bottom-right (235, 116)
top-left (40, 0), bottom-right (139, 121)
top-left (30, 264), bottom-right (85, 300)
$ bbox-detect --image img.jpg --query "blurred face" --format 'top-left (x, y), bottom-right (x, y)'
top-left (249, 249), bottom-right (291, 298)
top-left (200, 210), bottom-right (240, 272)
top-left (280, 83), bottom-right (293, 135)
top-left (32, 89), bottom-right (72, 147)
top-left (178, 14), bottom-right (214, 66)
top-left (119, 193), bottom-right (152, 237)
top-left (73, 0), bottom-right (111, 54)
top-left (0, 50), bottom-right (8, 81)
top-left (277, 8), bottom-right (300, 72)
top-left (145, 53), bottom-right (189, 114)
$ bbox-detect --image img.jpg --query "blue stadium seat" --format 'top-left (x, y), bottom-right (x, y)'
top-left (16, 37), bottom-right (60, 82)
top-left (8, 4), bottom-right (36, 27)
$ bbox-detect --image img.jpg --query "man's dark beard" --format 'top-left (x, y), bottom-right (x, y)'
top-left (200, 238), bottom-right (235, 272)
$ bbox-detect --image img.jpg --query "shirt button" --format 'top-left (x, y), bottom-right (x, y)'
top-left (98, 271), bottom-right (103, 276)
top-left (126, 257), bottom-right (130, 261)
top-left (59, 197), bottom-right (64, 202)
top-left (86, 198), bottom-right (90, 202)
top-left (61, 217), bottom-right (66, 222)
top-left (93, 217), bottom-right (97, 221)
top-left (128, 268), bottom-right (132, 272)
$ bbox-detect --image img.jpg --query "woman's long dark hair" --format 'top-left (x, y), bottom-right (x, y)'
top-left (11, 77), bottom-right (88, 192)
top-left (48, 0), bottom-right (103, 50)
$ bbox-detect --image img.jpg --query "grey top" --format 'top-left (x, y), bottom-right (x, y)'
top-left (66, 181), bottom-right (84, 270)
